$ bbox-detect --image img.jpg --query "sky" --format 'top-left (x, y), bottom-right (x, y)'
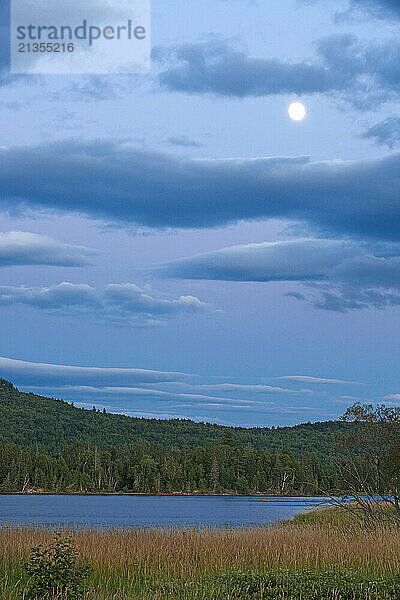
top-left (0, 0), bottom-right (400, 427)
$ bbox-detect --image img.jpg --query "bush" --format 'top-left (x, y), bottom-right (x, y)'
top-left (23, 530), bottom-right (92, 599)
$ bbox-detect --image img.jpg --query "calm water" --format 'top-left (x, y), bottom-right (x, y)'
top-left (0, 495), bottom-right (325, 528)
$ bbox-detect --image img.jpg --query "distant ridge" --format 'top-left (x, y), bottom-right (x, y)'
top-left (0, 377), bottom-right (351, 460)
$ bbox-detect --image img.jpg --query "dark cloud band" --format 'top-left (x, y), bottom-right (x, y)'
top-left (156, 238), bottom-right (400, 312)
top-left (155, 35), bottom-right (400, 107)
top-left (1, 141), bottom-right (400, 241)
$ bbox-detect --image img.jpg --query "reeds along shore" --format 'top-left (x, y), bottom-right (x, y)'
top-left (2, 520), bottom-right (400, 573)
top-left (2, 513), bottom-right (400, 599)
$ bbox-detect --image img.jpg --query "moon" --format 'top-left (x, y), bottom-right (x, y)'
top-left (288, 102), bottom-right (306, 121)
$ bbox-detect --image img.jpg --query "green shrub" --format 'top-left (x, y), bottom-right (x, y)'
top-left (209, 568), bottom-right (400, 599)
top-left (23, 530), bottom-right (92, 599)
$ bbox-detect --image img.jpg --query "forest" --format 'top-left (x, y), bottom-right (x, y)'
top-left (0, 377), bottom-right (348, 494)
top-left (0, 436), bottom-right (340, 495)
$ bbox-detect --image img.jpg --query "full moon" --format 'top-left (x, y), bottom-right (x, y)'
top-left (288, 102), bottom-right (306, 121)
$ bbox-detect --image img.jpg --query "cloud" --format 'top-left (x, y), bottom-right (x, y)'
top-left (1, 141), bottom-right (400, 241)
top-left (0, 231), bottom-right (96, 267)
top-left (154, 39), bottom-right (344, 97)
top-left (156, 239), bottom-right (361, 281)
top-left (33, 384), bottom-right (266, 406)
top-left (0, 282), bottom-right (213, 326)
top-left (141, 381), bottom-right (314, 394)
top-left (335, 0), bottom-right (400, 20)
top-left (223, 0), bottom-right (400, 19)
top-left (361, 118), bottom-right (400, 148)
top-left (28, 384), bottom-right (327, 419)
top-left (277, 375), bottom-right (362, 385)
top-left (193, 383), bottom-right (311, 394)
top-left (0, 357), bottom-right (317, 417)
top-left (156, 238), bottom-right (400, 312)
top-left (167, 135), bottom-right (204, 148)
top-left (0, 356), bottom-right (361, 424)
top-left (154, 35), bottom-right (400, 107)
top-left (297, 283), bottom-right (400, 312)
top-left (0, 356), bottom-right (188, 386)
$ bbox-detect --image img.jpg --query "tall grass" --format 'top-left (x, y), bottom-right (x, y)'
top-left (1, 516), bottom-right (400, 598)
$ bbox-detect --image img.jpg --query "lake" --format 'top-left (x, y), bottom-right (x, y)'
top-left (0, 495), bottom-right (325, 528)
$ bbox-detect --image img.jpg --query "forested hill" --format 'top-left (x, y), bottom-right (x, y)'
top-left (0, 377), bottom-right (350, 461)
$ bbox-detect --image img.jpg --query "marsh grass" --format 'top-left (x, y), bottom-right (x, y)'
top-left (1, 515), bottom-right (400, 598)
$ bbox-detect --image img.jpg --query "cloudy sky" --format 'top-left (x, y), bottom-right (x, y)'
top-left (0, 0), bottom-right (400, 426)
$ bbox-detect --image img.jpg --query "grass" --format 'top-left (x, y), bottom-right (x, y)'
top-left (1, 511), bottom-right (400, 598)
top-left (291, 504), bottom-right (358, 526)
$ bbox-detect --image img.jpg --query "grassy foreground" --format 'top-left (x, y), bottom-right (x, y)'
top-left (2, 509), bottom-right (400, 599)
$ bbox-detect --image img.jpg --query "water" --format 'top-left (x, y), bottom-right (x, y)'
top-left (0, 495), bottom-right (325, 528)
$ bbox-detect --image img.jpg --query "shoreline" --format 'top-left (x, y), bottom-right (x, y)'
top-left (0, 491), bottom-right (325, 498)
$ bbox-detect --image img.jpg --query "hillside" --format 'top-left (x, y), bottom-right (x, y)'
top-left (0, 377), bottom-right (351, 461)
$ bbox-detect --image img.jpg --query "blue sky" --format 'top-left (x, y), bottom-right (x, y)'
top-left (0, 0), bottom-right (400, 426)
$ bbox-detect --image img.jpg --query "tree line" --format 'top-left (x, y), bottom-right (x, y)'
top-left (0, 434), bottom-right (340, 495)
